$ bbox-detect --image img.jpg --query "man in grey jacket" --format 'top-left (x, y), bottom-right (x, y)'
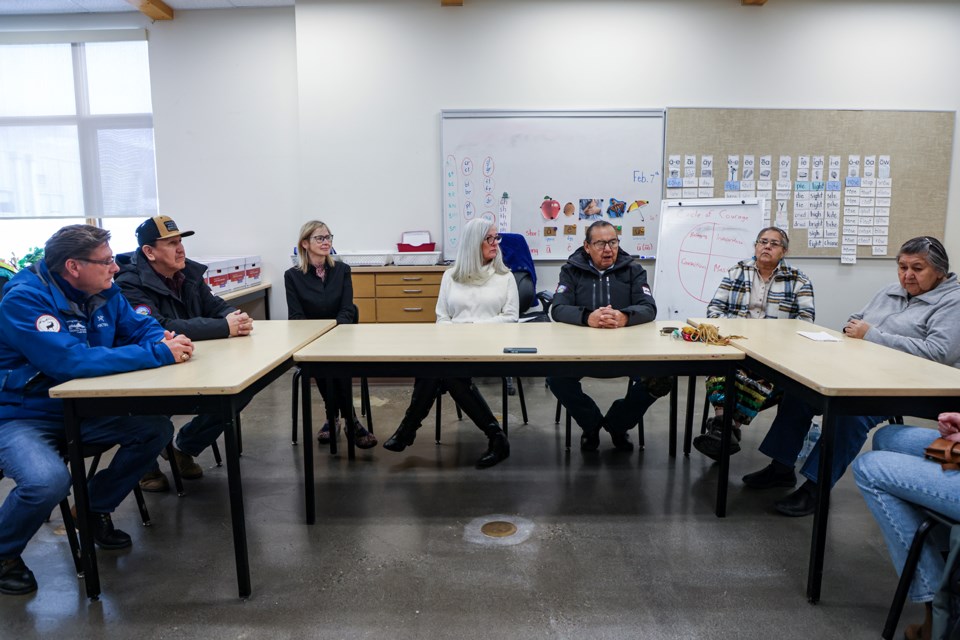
top-left (547, 221), bottom-right (661, 452)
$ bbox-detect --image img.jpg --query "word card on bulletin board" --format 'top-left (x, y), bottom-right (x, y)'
top-left (441, 110), bottom-right (665, 260)
top-left (664, 108), bottom-right (954, 262)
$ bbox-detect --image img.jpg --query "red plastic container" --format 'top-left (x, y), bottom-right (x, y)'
top-left (397, 242), bottom-right (436, 252)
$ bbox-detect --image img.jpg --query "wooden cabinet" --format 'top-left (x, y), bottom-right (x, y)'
top-left (351, 266), bottom-right (448, 323)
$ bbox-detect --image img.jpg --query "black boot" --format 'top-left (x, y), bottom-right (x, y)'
top-left (383, 378), bottom-right (439, 452)
top-left (383, 421), bottom-right (418, 452)
top-left (476, 430), bottom-right (510, 468)
top-left (444, 379), bottom-right (508, 467)
top-left (0, 557), bottom-right (37, 596)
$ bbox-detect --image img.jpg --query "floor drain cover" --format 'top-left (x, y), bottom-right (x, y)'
top-left (480, 521), bottom-right (518, 538)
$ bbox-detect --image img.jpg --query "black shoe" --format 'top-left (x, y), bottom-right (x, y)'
top-left (692, 418), bottom-right (741, 461)
top-left (580, 428), bottom-right (600, 452)
top-left (91, 512), bottom-right (132, 550)
top-left (0, 557), bottom-right (37, 596)
top-left (610, 431), bottom-right (634, 452)
top-left (383, 423), bottom-right (417, 452)
top-left (774, 483), bottom-right (817, 517)
top-left (476, 432), bottom-right (510, 468)
top-left (742, 463), bottom-right (798, 489)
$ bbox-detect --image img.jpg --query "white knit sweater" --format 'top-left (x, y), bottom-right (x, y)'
top-left (435, 267), bottom-right (519, 324)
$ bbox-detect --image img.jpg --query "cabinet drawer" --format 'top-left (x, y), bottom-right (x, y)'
top-left (376, 284), bottom-right (441, 298)
top-left (376, 273), bottom-right (443, 286)
top-left (352, 274), bottom-right (376, 298)
top-left (376, 298), bottom-right (437, 322)
top-left (356, 298), bottom-right (376, 323)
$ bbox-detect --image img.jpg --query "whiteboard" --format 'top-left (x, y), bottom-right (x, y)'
top-left (441, 110), bottom-right (665, 261)
top-left (653, 198), bottom-right (766, 322)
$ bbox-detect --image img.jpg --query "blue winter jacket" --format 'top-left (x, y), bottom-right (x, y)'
top-left (0, 260), bottom-right (174, 423)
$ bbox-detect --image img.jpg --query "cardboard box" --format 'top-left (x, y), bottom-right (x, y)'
top-left (244, 255), bottom-right (262, 286)
top-left (194, 256), bottom-right (245, 293)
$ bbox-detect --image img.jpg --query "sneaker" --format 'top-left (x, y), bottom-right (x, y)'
top-left (742, 462), bottom-right (798, 489)
top-left (692, 417), bottom-right (741, 460)
top-left (317, 418), bottom-right (341, 445)
top-left (91, 512), bottom-right (132, 550)
top-left (0, 557), bottom-right (37, 596)
top-left (353, 423), bottom-right (378, 449)
top-left (139, 469), bottom-right (170, 493)
top-left (161, 446), bottom-right (203, 479)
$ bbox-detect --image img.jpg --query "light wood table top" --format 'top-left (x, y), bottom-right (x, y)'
top-left (294, 321), bottom-right (745, 363)
top-left (687, 317), bottom-right (960, 398)
top-left (50, 319), bottom-right (335, 399)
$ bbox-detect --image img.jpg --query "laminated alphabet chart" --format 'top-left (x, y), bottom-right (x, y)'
top-left (441, 110), bottom-right (665, 260)
top-left (664, 108), bottom-right (953, 261)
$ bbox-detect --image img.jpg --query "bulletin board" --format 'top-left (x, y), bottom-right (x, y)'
top-left (441, 110), bottom-right (665, 261)
top-left (653, 198), bottom-right (765, 322)
top-left (664, 108), bottom-right (955, 260)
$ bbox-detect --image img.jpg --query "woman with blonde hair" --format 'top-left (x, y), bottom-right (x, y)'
top-left (383, 218), bottom-right (519, 468)
top-left (285, 220), bottom-right (376, 448)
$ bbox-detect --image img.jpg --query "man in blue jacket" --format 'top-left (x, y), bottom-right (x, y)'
top-left (115, 216), bottom-right (254, 492)
top-left (0, 225), bottom-right (194, 596)
top-left (548, 221), bottom-right (663, 452)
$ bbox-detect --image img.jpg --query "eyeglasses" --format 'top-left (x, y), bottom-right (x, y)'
top-left (309, 234), bottom-right (334, 244)
top-left (75, 256), bottom-right (116, 266)
top-left (483, 234), bottom-right (502, 246)
top-left (755, 239), bottom-right (784, 248)
top-left (589, 239), bottom-right (620, 250)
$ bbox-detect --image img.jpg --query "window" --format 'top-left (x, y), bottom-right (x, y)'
top-left (0, 33), bottom-right (157, 264)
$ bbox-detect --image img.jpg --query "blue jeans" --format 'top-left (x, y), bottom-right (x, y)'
top-left (757, 391), bottom-right (886, 487)
top-left (853, 425), bottom-right (960, 602)
top-left (547, 376), bottom-right (657, 434)
top-left (0, 415), bottom-right (172, 560)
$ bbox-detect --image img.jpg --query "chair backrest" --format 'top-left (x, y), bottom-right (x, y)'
top-left (513, 271), bottom-right (535, 315)
top-left (499, 232), bottom-right (537, 311)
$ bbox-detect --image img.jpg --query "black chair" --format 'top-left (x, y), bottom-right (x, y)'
top-left (883, 508), bottom-right (959, 640)
top-left (290, 368), bottom-right (372, 453)
top-left (0, 442), bottom-right (152, 580)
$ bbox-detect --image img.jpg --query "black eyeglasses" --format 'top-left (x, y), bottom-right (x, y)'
top-left (310, 234), bottom-right (334, 244)
top-left (75, 256), bottom-right (116, 266)
top-left (483, 234), bottom-right (502, 246)
top-left (589, 239), bottom-right (620, 250)
top-left (755, 239), bottom-right (784, 248)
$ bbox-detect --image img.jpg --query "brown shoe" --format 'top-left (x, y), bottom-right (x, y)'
top-left (161, 447), bottom-right (203, 480)
top-left (139, 469), bottom-right (170, 493)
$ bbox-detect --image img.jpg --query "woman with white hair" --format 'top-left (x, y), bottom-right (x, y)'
top-left (383, 218), bottom-right (519, 468)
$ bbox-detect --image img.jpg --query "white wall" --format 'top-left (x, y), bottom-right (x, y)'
top-left (3, 1), bottom-right (958, 326)
top-left (295, 0), bottom-right (960, 328)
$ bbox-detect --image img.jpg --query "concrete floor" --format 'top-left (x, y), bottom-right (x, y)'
top-left (0, 374), bottom-right (927, 639)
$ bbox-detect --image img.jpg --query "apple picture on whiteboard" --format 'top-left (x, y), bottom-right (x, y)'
top-left (540, 196), bottom-right (561, 220)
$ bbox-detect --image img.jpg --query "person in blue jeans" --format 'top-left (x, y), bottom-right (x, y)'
top-left (0, 225), bottom-right (193, 596)
top-left (853, 417), bottom-right (960, 640)
top-left (742, 236), bottom-right (960, 516)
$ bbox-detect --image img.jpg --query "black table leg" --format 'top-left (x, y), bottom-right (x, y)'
top-left (64, 400), bottom-right (100, 599)
top-left (303, 371), bottom-right (316, 525)
top-left (715, 370), bottom-right (737, 518)
top-left (807, 403), bottom-right (835, 604)
top-left (221, 402), bottom-right (251, 598)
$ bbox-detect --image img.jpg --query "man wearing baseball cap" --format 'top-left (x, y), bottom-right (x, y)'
top-left (116, 216), bottom-right (254, 492)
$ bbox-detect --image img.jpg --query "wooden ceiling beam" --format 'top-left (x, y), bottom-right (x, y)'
top-left (741, 0), bottom-right (768, 5)
top-left (126, 0), bottom-right (175, 20)
top-left (441, 0), bottom-right (464, 6)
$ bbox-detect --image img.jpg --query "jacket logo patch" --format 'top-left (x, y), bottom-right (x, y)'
top-left (66, 319), bottom-right (86, 334)
top-left (134, 305), bottom-right (152, 316)
top-left (556, 284), bottom-right (568, 294)
top-left (642, 286), bottom-right (651, 296)
top-left (35, 315), bottom-right (61, 332)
